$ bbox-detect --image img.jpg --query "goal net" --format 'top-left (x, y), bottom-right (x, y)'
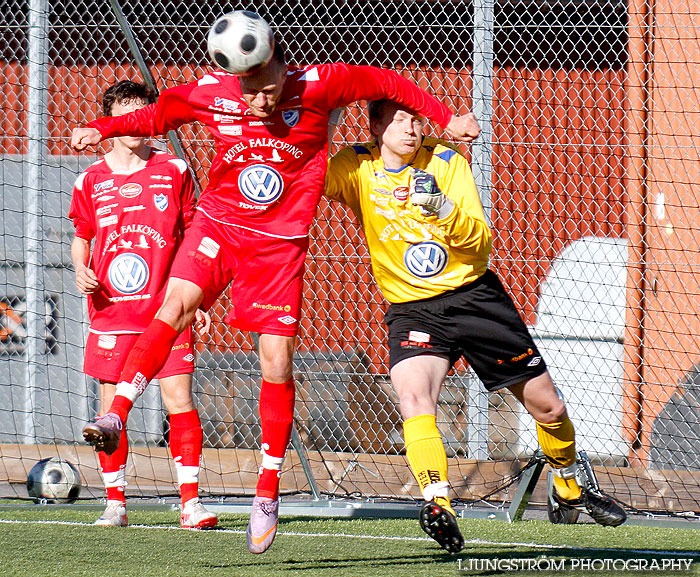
top-left (1, 0), bottom-right (699, 517)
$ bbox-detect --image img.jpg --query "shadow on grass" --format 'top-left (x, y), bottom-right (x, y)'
top-left (200, 551), bottom-right (458, 571)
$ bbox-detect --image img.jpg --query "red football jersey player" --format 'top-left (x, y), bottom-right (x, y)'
top-left (70, 149), bottom-right (195, 333)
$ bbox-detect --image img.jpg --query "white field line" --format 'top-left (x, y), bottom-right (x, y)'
top-left (0, 518), bottom-right (697, 558)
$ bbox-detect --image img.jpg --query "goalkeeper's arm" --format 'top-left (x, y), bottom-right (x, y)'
top-left (410, 168), bottom-right (455, 219)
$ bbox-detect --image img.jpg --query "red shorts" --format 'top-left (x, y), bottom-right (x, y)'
top-left (83, 328), bottom-right (195, 382)
top-left (169, 211), bottom-right (308, 337)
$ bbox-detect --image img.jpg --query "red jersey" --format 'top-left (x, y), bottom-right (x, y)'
top-left (69, 149), bottom-right (196, 334)
top-left (88, 63), bottom-right (453, 239)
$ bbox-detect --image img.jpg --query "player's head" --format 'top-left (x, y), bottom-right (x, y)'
top-left (102, 80), bottom-right (156, 117)
top-left (238, 41), bottom-right (287, 118)
top-left (369, 100), bottom-right (425, 164)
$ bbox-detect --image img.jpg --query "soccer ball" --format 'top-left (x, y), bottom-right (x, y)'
top-left (26, 457), bottom-right (81, 503)
top-left (207, 11), bottom-right (275, 75)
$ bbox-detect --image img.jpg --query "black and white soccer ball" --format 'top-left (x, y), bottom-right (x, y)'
top-left (26, 457), bottom-right (81, 503)
top-left (207, 10), bottom-right (275, 75)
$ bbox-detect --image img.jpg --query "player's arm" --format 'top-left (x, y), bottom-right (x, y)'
top-left (175, 161), bottom-right (198, 231)
top-left (412, 156), bottom-right (492, 252)
top-left (325, 147), bottom-right (363, 218)
top-left (70, 84), bottom-right (198, 150)
top-left (71, 236), bottom-right (99, 295)
top-left (68, 174), bottom-right (100, 293)
top-left (323, 63), bottom-right (480, 142)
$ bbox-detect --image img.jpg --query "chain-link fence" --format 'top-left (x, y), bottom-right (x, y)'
top-left (1, 0), bottom-right (699, 515)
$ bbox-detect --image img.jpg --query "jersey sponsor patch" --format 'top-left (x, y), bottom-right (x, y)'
top-left (393, 186), bottom-right (409, 201)
top-left (197, 236), bottom-right (220, 259)
top-left (219, 125), bottom-right (243, 136)
top-left (154, 193), bottom-right (168, 212)
top-left (213, 113), bottom-right (242, 123)
top-left (99, 215), bottom-right (118, 228)
top-left (238, 164), bottom-right (284, 205)
top-left (403, 242), bottom-right (449, 278)
top-left (97, 334), bottom-right (117, 350)
top-left (408, 331), bottom-right (431, 343)
top-left (213, 96), bottom-right (241, 113)
top-left (282, 109), bottom-right (300, 127)
top-left (119, 182), bottom-right (143, 198)
top-left (108, 253), bottom-right (149, 295)
top-left (96, 203), bottom-right (117, 216)
top-left (94, 179), bottom-right (114, 193)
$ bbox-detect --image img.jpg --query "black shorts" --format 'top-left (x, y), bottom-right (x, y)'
top-left (385, 270), bottom-right (547, 391)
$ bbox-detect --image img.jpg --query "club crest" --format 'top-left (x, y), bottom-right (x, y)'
top-left (154, 193), bottom-right (168, 212)
top-left (282, 109), bottom-right (300, 127)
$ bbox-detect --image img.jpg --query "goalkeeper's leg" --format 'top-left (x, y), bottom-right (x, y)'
top-left (392, 354), bottom-right (464, 554)
top-left (511, 372), bottom-right (626, 527)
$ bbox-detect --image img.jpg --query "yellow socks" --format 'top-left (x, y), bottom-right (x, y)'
top-left (536, 416), bottom-right (581, 501)
top-left (404, 414), bottom-right (455, 515)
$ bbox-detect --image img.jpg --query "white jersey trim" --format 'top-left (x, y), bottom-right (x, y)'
top-left (88, 328), bottom-right (142, 335)
top-left (197, 207), bottom-right (309, 240)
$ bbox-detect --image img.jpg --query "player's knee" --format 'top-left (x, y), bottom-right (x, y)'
top-left (261, 353), bottom-right (294, 382)
top-left (259, 339), bottom-right (295, 382)
top-left (262, 362), bottom-right (293, 383)
top-left (397, 389), bottom-right (434, 419)
top-left (533, 397), bottom-right (567, 424)
top-left (156, 296), bottom-right (197, 333)
top-left (161, 383), bottom-right (194, 414)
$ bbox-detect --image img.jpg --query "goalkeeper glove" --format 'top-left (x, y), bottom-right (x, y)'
top-left (410, 168), bottom-right (454, 218)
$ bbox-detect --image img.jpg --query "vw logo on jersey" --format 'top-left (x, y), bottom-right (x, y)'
top-left (238, 164), bottom-right (284, 204)
top-left (108, 253), bottom-right (149, 294)
top-left (154, 193), bottom-right (168, 212)
top-left (403, 242), bottom-right (449, 279)
top-left (282, 109), bottom-right (300, 127)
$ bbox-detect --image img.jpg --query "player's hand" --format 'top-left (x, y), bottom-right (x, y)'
top-left (194, 308), bottom-right (212, 336)
top-left (410, 169), bottom-right (454, 218)
top-left (75, 267), bottom-right (99, 294)
top-left (445, 112), bottom-right (480, 142)
top-left (70, 127), bottom-right (103, 151)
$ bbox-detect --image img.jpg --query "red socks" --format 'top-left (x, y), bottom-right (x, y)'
top-left (98, 426), bottom-right (129, 502)
top-left (110, 319), bottom-right (180, 423)
top-left (256, 379), bottom-right (295, 500)
top-left (169, 409), bottom-right (203, 505)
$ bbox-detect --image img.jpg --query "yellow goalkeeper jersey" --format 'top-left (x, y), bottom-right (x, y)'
top-left (326, 137), bottom-right (493, 303)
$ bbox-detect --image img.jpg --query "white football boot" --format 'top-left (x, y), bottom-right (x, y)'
top-left (180, 498), bottom-right (218, 529)
top-left (94, 500), bottom-right (128, 527)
